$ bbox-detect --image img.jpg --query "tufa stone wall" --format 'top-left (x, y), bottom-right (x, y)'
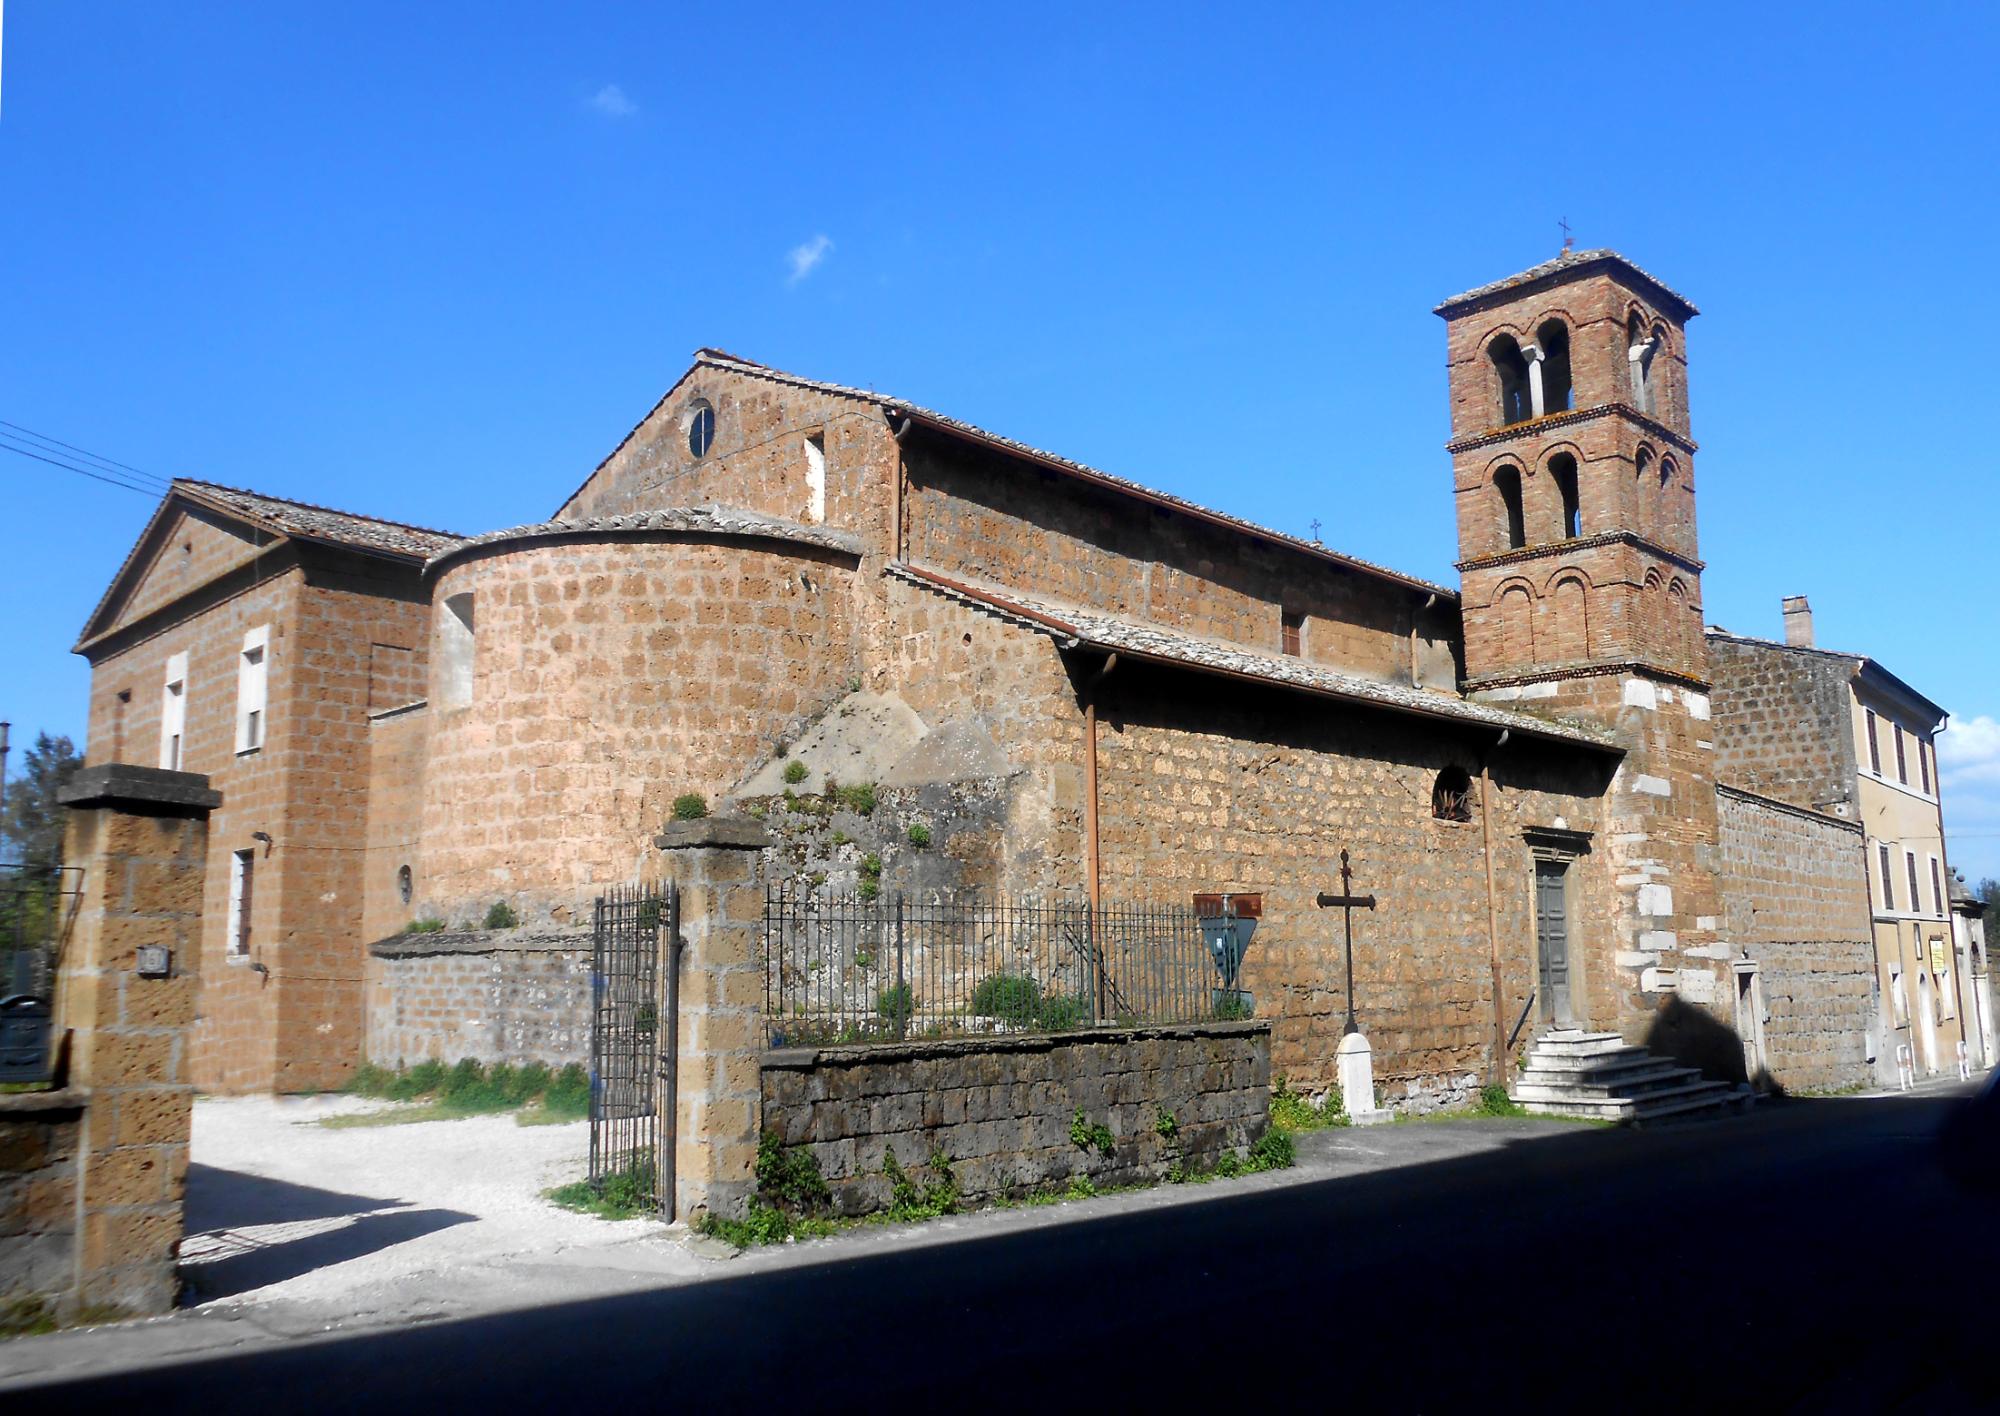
top-left (417, 531), bottom-right (862, 927)
top-left (1706, 635), bottom-right (1859, 818)
top-left (761, 1022), bottom-right (1271, 1214)
top-left (364, 930), bottom-right (593, 1069)
top-left (0, 1093), bottom-right (86, 1313)
top-left (1716, 785), bottom-right (1875, 1092)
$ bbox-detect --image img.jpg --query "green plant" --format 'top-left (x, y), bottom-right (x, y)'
top-left (858, 852), bottom-right (883, 878)
top-left (402, 917), bottom-right (447, 934)
top-left (547, 1160), bottom-right (656, 1220)
top-left (1154, 1107), bottom-right (1179, 1139)
top-left (756, 1131), bottom-right (832, 1211)
top-left (1213, 992), bottom-right (1255, 1021)
top-left (1034, 993), bottom-right (1089, 1031)
top-left (671, 792), bottom-right (709, 821)
top-left (346, 1063), bottom-right (398, 1097)
top-left (1248, 1128), bottom-right (1296, 1171)
top-left (858, 877), bottom-right (881, 902)
top-left (483, 900), bottom-right (519, 930)
top-left (831, 829), bottom-right (852, 846)
top-left (835, 783), bottom-right (878, 816)
top-left (783, 760), bottom-right (809, 785)
top-left (1269, 1076), bottom-right (1348, 1131)
top-left (846, 674), bottom-right (864, 692)
top-left (971, 972), bottom-right (1042, 1023)
top-left (876, 983), bottom-right (915, 1027)
top-left (882, 1147), bottom-right (959, 1221)
top-left (1069, 1108), bottom-right (1115, 1156)
top-left (1212, 1148), bottom-right (1245, 1178)
top-left (906, 822), bottom-right (932, 848)
top-left (1474, 1084), bottom-right (1526, 1118)
top-left (1065, 1174), bottom-right (1097, 1199)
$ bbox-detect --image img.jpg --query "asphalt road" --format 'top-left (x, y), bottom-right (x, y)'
top-left (22, 1092), bottom-right (1994, 1414)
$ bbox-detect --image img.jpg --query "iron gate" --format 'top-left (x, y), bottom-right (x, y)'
top-left (1, 864), bottom-right (78, 1084)
top-left (589, 882), bottom-right (679, 1217)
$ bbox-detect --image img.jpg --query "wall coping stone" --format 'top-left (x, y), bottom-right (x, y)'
top-left (655, 817), bottom-right (773, 851)
top-left (764, 1019), bottom-right (1271, 1071)
top-left (58, 763), bottom-right (221, 814)
top-left (368, 926), bottom-right (592, 958)
top-left (0, 1086), bottom-right (87, 1116)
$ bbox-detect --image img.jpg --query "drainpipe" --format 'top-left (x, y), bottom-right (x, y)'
top-left (1410, 594), bottom-right (1437, 687)
top-left (1481, 729), bottom-right (1510, 1085)
top-left (890, 415), bottom-right (913, 561)
top-left (1082, 654), bottom-right (1120, 910)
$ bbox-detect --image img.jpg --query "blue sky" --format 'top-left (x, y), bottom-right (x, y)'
top-left (2, 3), bottom-right (1996, 878)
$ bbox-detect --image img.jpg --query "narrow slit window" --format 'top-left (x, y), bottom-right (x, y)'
top-left (159, 651), bottom-right (188, 771)
top-left (1866, 709), bottom-right (1881, 775)
top-left (1919, 739), bottom-right (1932, 795)
top-left (236, 625), bottom-right (269, 754)
top-left (228, 848), bottom-right (255, 961)
top-left (1494, 466), bottom-right (1526, 549)
top-left (1550, 453), bottom-right (1581, 539)
top-left (1905, 851), bottom-right (1921, 915)
top-left (1281, 608), bottom-right (1304, 657)
top-left (804, 433), bottom-right (826, 524)
top-left (1878, 842), bottom-right (1896, 911)
top-left (1930, 857), bottom-right (1944, 916)
top-left (439, 593), bottom-right (476, 710)
top-left (1894, 724), bottom-right (1908, 784)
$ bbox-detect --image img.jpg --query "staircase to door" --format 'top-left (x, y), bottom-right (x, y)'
top-left (1510, 1029), bottom-right (1753, 1124)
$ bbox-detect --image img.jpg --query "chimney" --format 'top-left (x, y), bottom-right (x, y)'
top-left (1781, 595), bottom-right (1814, 648)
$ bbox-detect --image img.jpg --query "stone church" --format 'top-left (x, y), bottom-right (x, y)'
top-left (74, 248), bottom-right (1973, 1107)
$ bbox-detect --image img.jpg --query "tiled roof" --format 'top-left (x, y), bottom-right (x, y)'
top-left (427, 504), bottom-right (863, 573)
top-left (1433, 248), bottom-right (1699, 320)
top-left (674, 350), bottom-right (1457, 601)
top-left (175, 479), bottom-right (464, 560)
top-left (890, 562), bottom-right (1618, 751)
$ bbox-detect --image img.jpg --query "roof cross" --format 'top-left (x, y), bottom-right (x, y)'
top-left (1558, 217), bottom-right (1574, 253)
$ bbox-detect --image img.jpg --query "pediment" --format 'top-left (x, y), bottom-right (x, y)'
top-left (79, 499), bottom-right (281, 649)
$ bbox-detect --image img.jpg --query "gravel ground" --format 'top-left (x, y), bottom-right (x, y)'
top-left (178, 1096), bottom-right (703, 1323)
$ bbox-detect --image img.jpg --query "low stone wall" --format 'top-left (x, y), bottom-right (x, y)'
top-left (0, 1091), bottom-right (86, 1314)
top-left (365, 928), bottom-right (592, 1068)
top-left (761, 1021), bottom-right (1271, 1215)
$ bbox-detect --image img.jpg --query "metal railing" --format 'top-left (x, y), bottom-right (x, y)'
top-left (589, 883), bottom-right (675, 1214)
top-left (762, 888), bottom-right (1223, 1048)
top-left (1, 863), bottom-right (80, 1084)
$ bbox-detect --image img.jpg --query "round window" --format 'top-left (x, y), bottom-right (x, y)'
top-left (397, 864), bottom-right (413, 905)
top-left (687, 400), bottom-right (716, 458)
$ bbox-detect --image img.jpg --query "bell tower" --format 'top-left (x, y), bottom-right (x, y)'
top-left (1436, 250), bottom-right (1732, 1061)
top-left (1435, 249), bottom-right (1702, 688)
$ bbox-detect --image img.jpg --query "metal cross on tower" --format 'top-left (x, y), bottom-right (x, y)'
top-left (1316, 847), bottom-right (1377, 1036)
top-left (1558, 216), bottom-right (1574, 253)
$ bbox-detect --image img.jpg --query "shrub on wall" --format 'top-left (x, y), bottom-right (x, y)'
top-left (483, 900), bottom-right (519, 929)
top-left (970, 972), bottom-right (1041, 1023)
top-left (672, 793), bottom-right (709, 821)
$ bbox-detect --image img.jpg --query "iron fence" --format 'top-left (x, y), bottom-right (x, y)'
top-left (1, 863), bottom-right (79, 1084)
top-left (589, 883), bottom-right (676, 1215)
top-left (762, 888), bottom-right (1224, 1047)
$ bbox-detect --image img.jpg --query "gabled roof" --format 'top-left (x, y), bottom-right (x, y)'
top-left (568, 349), bottom-right (1457, 601)
top-left (76, 479), bottom-right (464, 651)
top-left (1705, 627), bottom-right (1948, 727)
top-left (891, 562), bottom-right (1617, 753)
top-left (1434, 248), bottom-right (1699, 322)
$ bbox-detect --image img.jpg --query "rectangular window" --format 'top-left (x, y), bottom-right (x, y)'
top-left (1865, 709), bottom-right (1881, 775)
top-left (804, 433), bottom-right (826, 525)
top-left (227, 849), bottom-right (255, 961)
top-left (235, 625), bottom-right (269, 754)
top-left (1905, 851), bottom-right (1921, 916)
top-left (439, 593), bottom-right (476, 710)
top-left (1894, 724), bottom-right (1908, 784)
top-left (1281, 608), bottom-right (1304, 657)
top-left (1919, 739), bottom-right (1932, 795)
top-left (1878, 843), bottom-right (1896, 911)
top-left (159, 651), bottom-right (188, 770)
top-left (1930, 856), bottom-right (1944, 916)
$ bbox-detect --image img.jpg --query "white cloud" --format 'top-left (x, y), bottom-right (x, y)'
top-left (787, 234), bottom-right (833, 285)
top-left (1940, 714), bottom-right (2000, 789)
top-left (589, 84), bottom-right (637, 119)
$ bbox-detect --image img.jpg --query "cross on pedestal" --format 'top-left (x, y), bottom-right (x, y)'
top-left (1315, 848), bottom-right (1376, 1035)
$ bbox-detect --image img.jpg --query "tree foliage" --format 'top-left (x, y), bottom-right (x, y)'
top-left (1, 732), bottom-right (83, 867)
top-left (1979, 877), bottom-right (2000, 932)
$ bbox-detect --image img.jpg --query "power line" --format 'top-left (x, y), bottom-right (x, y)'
top-left (0, 418), bottom-right (172, 491)
top-left (0, 435), bottom-right (167, 499)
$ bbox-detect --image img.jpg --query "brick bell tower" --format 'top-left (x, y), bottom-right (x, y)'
top-left (1435, 249), bottom-right (1734, 1062)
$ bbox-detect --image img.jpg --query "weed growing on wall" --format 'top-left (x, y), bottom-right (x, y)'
top-left (671, 793), bottom-right (708, 820)
top-left (906, 821), bottom-right (931, 848)
top-left (783, 760), bottom-right (809, 785)
top-left (1069, 1108), bottom-right (1116, 1157)
top-left (401, 917), bottom-right (447, 934)
top-left (1269, 1076), bottom-right (1349, 1131)
top-left (482, 900), bottom-right (519, 929)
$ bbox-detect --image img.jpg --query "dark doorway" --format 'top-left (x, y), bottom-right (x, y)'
top-left (1535, 860), bottom-right (1572, 1025)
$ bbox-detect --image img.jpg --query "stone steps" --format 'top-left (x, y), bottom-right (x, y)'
top-left (1510, 1029), bottom-right (1752, 1124)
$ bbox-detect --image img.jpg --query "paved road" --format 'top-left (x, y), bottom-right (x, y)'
top-left (19, 1092), bottom-right (1996, 1413)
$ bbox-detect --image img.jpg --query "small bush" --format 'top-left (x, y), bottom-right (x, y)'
top-left (548, 1160), bottom-right (656, 1221)
top-left (906, 822), bottom-right (932, 848)
top-left (1213, 991), bottom-right (1255, 1021)
top-left (783, 760), bottom-right (809, 785)
top-left (1248, 1128), bottom-right (1296, 1171)
top-left (1474, 1084), bottom-right (1526, 1118)
top-left (831, 830), bottom-right (852, 846)
top-left (483, 900), bottom-right (519, 930)
top-left (671, 793), bottom-right (709, 821)
top-left (1154, 1107), bottom-right (1179, 1139)
top-left (857, 877), bottom-right (881, 902)
top-left (1269, 1076), bottom-right (1348, 1131)
top-left (757, 1131), bottom-right (831, 1211)
top-left (971, 972), bottom-right (1042, 1022)
top-left (835, 783), bottom-right (878, 816)
top-left (544, 1063), bottom-right (591, 1119)
top-left (1069, 1108), bottom-right (1115, 1156)
top-left (876, 983), bottom-right (915, 1027)
top-left (1035, 993), bottom-right (1090, 1031)
top-left (347, 1063), bottom-right (397, 1097)
top-left (402, 918), bottom-right (447, 934)
top-left (510, 1061), bottom-right (552, 1104)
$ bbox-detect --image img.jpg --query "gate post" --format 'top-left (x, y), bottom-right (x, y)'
top-left (55, 763), bottom-right (219, 1316)
top-left (654, 816), bottom-right (771, 1223)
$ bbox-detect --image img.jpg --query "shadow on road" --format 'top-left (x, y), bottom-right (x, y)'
top-left (179, 1165), bottom-right (474, 1304)
top-left (36, 1094), bottom-right (1998, 1411)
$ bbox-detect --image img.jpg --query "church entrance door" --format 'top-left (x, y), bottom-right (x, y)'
top-left (1534, 860), bottom-right (1573, 1026)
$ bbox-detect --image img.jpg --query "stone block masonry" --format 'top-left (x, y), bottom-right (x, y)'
top-left (365, 929), bottom-right (592, 1069)
top-left (762, 1022), bottom-right (1271, 1215)
top-left (0, 1092), bottom-right (86, 1312)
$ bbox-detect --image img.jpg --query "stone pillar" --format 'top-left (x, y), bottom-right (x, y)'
top-left (653, 817), bottom-right (771, 1223)
top-left (1522, 343), bottom-right (1547, 418)
top-left (56, 763), bottom-right (219, 1315)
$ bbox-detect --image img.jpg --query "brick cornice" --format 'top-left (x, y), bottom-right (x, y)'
top-left (1457, 531), bottom-right (1705, 577)
top-left (1465, 660), bottom-right (1711, 694)
top-left (1446, 403), bottom-right (1698, 457)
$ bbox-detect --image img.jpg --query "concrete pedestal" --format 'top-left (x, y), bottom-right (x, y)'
top-left (1338, 1030), bottom-right (1393, 1126)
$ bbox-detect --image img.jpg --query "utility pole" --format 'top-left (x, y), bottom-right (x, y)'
top-left (0, 721), bottom-right (11, 824)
